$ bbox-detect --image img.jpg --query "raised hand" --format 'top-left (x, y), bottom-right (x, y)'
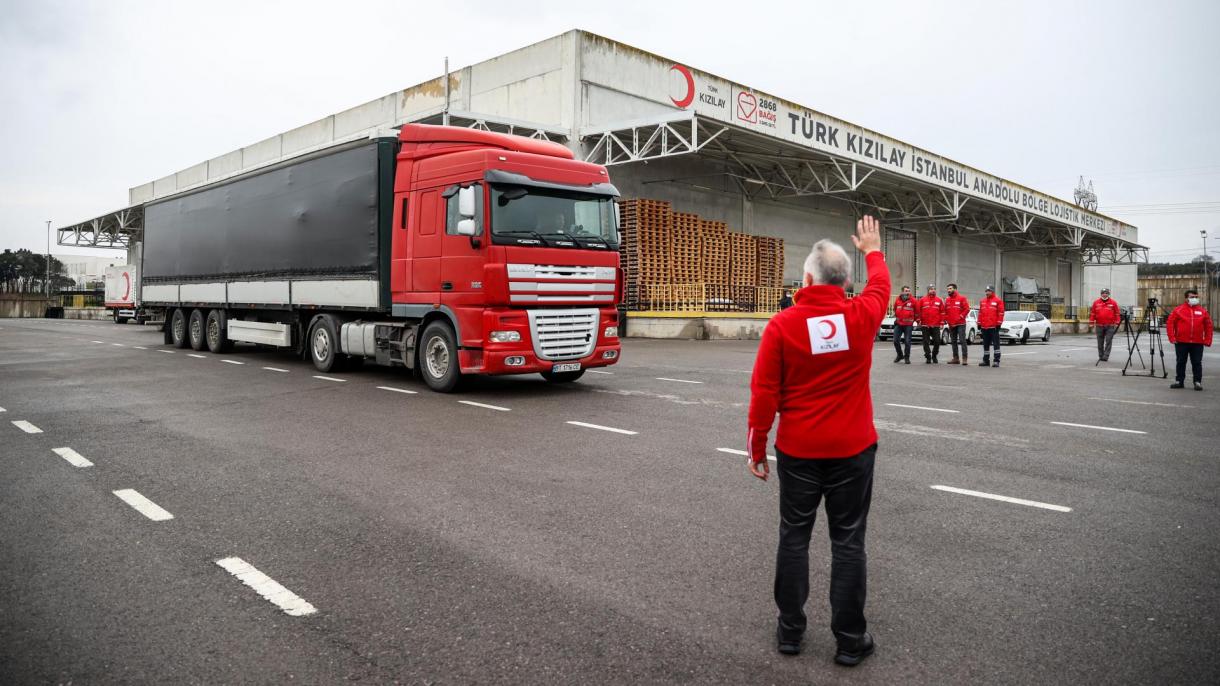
top-left (852, 215), bottom-right (882, 254)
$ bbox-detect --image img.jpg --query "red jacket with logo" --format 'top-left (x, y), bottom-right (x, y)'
top-left (748, 251), bottom-right (890, 461)
top-left (1089, 298), bottom-right (1121, 327)
top-left (978, 294), bottom-right (1005, 328)
top-left (893, 296), bottom-right (917, 325)
top-left (916, 295), bottom-right (945, 327)
top-left (944, 293), bottom-right (971, 326)
top-left (1166, 302), bottom-right (1213, 346)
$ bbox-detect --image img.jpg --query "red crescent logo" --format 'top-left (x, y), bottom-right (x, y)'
top-left (819, 320), bottom-right (837, 340)
top-left (122, 272), bottom-right (131, 300)
top-left (670, 64), bottom-right (695, 109)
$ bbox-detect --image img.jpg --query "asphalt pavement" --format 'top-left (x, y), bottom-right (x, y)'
top-left (1, 317), bottom-right (1217, 685)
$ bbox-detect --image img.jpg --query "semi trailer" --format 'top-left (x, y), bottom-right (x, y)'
top-left (104, 264), bottom-right (143, 324)
top-left (140, 124), bottom-right (623, 391)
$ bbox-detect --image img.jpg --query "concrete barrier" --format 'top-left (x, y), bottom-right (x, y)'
top-left (626, 313), bottom-right (771, 340)
top-left (0, 294), bottom-right (55, 318)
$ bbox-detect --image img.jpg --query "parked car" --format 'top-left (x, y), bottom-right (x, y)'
top-left (999, 310), bottom-right (1051, 344)
top-left (878, 309), bottom-right (978, 343)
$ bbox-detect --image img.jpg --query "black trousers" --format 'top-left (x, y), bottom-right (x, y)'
top-left (981, 327), bottom-right (1001, 358)
top-left (892, 324), bottom-right (913, 359)
top-left (921, 326), bottom-right (941, 359)
top-left (1095, 325), bottom-right (1117, 360)
top-left (1174, 343), bottom-right (1204, 383)
top-left (774, 444), bottom-right (876, 646)
top-left (947, 324), bottom-right (969, 358)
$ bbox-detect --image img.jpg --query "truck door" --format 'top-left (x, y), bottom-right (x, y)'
top-left (440, 182), bottom-right (487, 299)
top-left (411, 189), bottom-right (442, 294)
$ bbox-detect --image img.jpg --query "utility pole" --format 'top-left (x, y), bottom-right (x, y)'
top-left (442, 56), bottom-right (450, 127)
top-left (45, 219), bottom-right (51, 297)
top-left (1203, 229), bottom-right (1210, 310)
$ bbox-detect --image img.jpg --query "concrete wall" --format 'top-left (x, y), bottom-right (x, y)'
top-left (0, 295), bottom-right (55, 318)
top-left (1084, 264), bottom-right (1138, 306)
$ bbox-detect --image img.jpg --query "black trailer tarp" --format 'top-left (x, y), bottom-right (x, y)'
top-left (143, 142), bottom-right (380, 282)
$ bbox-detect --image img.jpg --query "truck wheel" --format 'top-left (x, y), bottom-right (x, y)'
top-left (419, 321), bottom-right (461, 392)
top-left (170, 309), bottom-right (189, 348)
top-left (206, 309), bottom-right (232, 354)
top-left (188, 309), bottom-right (207, 351)
top-left (540, 370), bottom-right (585, 384)
top-left (308, 315), bottom-right (341, 372)
top-left (113, 310), bottom-right (128, 325)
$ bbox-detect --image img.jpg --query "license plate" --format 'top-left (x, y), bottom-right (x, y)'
top-left (552, 362), bottom-right (581, 373)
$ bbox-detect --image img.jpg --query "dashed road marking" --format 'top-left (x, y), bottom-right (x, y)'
top-left (587, 370), bottom-right (613, 375)
top-left (133, 346), bottom-right (148, 350)
top-left (91, 340), bottom-right (105, 344)
top-left (262, 367), bottom-right (289, 373)
top-left (52, 447), bottom-right (93, 468)
top-left (0, 406), bottom-right (5, 413)
top-left (885, 403), bottom-right (960, 414)
top-left (1050, 421), bottom-right (1147, 435)
top-left (187, 353), bottom-right (206, 359)
top-left (313, 375), bottom-right (345, 382)
top-left (567, 421), bottom-right (636, 435)
top-left (377, 385), bottom-right (418, 395)
top-left (1058, 347), bottom-right (1089, 352)
top-left (717, 447), bottom-right (776, 463)
top-left (111, 343), bottom-right (124, 347)
top-left (215, 557), bottom-right (317, 617)
top-left (112, 489), bottom-right (174, 521)
top-left (1088, 397), bottom-right (1194, 409)
top-left (656, 377), bottom-right (703, 384)
top-left (221, 359), bottom-right (245, 365)
top-left (459, 400), bottom-right (510, 412)
top-left (12, 420), bottom-right (42, 434)
top-left (158, 349), bottom-right (175, 354)
top-left (931, 485), bottom-right (1072, 513)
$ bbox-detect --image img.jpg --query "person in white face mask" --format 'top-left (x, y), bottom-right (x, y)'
top-left (1166, 289), bottom-right (1213, 390)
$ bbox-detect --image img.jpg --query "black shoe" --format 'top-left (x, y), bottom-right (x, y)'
top-left (894, 354), bottom-right (904, 363)
top-left (978, 358), bottom-right (990, 367)
top-left (932, 356), bottom-right (939, 364)
top-left (777, 628), bottom-right (802, 656)
top-left (924, 358), bottom-right (931, 364)
top-left (834, 632), bottom-right (875, 667)
top-left (992, 359), bottom-right (1000, 367)
top-left (904, 357), bottom-right (911, 364)
top-left (1194, 382), bottom-right (1203, 391)
top-left (1170, 382), bottom-right (1184, 389)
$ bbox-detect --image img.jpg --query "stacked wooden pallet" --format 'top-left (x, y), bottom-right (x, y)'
top-left (699, 220), bottom-right (731, 286)
top-left (730, 233), bottom-right (758, 287)
top-left (619, 199), bottom-right (674, 308)
top-left (754, 236), bottom-right (784, 289)
top-left (671, 212), bottom-right (702, 285)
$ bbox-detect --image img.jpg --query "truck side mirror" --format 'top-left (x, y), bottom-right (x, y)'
top-left (456, 219), bottom-right (477, 237)
top-left (458, 186), bottom-right (477, 219)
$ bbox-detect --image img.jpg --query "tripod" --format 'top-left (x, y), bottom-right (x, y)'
top-left (1121, 303), bottom-right (1167, 378)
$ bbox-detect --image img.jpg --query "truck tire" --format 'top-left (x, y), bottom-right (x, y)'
top-left (541, 370), bottom-right (585, 384)
top-left (170, 308), bottom-right (189, 348)
top-left (419, 321), bottom-right (462, 393)
top-left (113, 310), bottom-right (128, 325)
top-left (308, 315), bottom-right (342, 373)
top-left (188, 309), bottom-right (207, 351)
top-left (205, 309), bottom-right (232, 354)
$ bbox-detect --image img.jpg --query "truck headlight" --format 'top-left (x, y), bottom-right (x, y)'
top-left (489, 330), bottom-right (521, 343)
top-left (603, 326), bottom-right (618, 339)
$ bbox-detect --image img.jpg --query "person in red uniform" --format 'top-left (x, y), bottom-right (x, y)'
top-left (1088, 288), bottom-right (1122, 362)
top-left (977, 285), bottom-right (1005, 367)
top-left (1166, 289), bottom-right (1213, 390)
top-left (943, 283), bottom-right (971, 365)
top-left (916, 284), bottom-right (946, 363)
top-left (748, 215), bottom-right (887, 667)
top-left (892, 286), bottom-right (917, 364)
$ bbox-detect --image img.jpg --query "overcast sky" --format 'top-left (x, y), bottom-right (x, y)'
top-left (2, 0), bottom-right (1217, 261)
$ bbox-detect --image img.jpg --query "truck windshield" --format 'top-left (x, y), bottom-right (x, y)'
top-left (490, 184), bottom-right (619, 250)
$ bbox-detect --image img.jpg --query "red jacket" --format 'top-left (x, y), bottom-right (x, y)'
top-left (893, 296), bottom-right (917, 325)
top-left (1166, 302), bottom-right (1213, 346)
top-left (978, 294), bottom-right (1005, 328)
top-left (749, 251), bottom-right (890, 461)
top-left (944, 293), bottom-right (971, 326)
top-left (917, 295), bottom-right (945, 326)
top-left (1089, 298), bottom-right (1121, 327)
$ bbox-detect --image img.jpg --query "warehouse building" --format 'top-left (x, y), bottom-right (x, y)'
top-left (60, 30), bottom-right (1144, 336)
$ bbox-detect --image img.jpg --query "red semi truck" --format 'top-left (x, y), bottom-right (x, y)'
top-left (141, 124), bottom-right (622, 391)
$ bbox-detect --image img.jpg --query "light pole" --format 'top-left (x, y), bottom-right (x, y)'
top-left (1203, 229), bottom-right (1210, 310)
top-left (45, 219), bottom-right (52, 297)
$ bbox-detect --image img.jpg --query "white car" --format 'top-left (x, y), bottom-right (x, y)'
top-left (999, 310), bottom-right (1051, 344)
top-left (878, 309), bottom-right (978, 343)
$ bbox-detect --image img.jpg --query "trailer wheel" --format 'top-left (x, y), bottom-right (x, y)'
top-left (170, 308), bottom-right (189, 348)
top-left (113, 310), bottom-right (128, 325)
top-left (206, 309), bottom-right (232, 354)
top-left (419, 321), bottom-right (461, 393)
top-left (308, 315), bottom-right (341, 372)
top-left (188, 309), bottom-right (207, 351)
top-left (541, 370), bottom-right (585, 384)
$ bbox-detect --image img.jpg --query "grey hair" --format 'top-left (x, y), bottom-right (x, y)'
top-left (803, 239), bottom-right (852, 287)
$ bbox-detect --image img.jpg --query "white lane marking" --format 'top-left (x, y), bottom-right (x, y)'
top-left (459, 400), bottom-right (510, 412)
top-left (1050, 421), bottom-right (1147, 435)
top-left (717, 447), bottom-right (776, 463)
top-left (187, 353), bottom-right (206, 358)
top-left (158, 349), bottom-right (175, 354)
top-left (377, 385), bottom-right (418, 395)
top-left (262, 366), bottom-right (289, 373)
top-left (1088, 397), bottom-right (1194, 409)
top-left (133, 346), bottom-right (148, 350)
top-left (885, 403), bottom-right (960, 414)
top-left (656, 377), bottom-right (703, 384)
top-left (0, 406), bottom-right (5, 413)
top-left (215, 557), bottom-right (317, 617)
top-left (1002, 351), bottom-right (1039, 356)
top-left (931, 485), bottom-right (1072, 513)
top-left (53, 447), bottom-right (93, 468)
top-left (91, 340), bottom-right (105, 344)
top-left (567, 421), bottom-right (637, 435)
top-left (110, 343), bottom-right (124, 347)
top-left (12, 420), bottom-right (42, 434)
top-left (313, 375), bottom-right (345, 382)
top-left (1058, 347), bottom-right (1089, 352)
top-left (112, 489), bottom-right (174, 521)
top-left (221, 359), bottom-right (245, 365)
top-left (587, 369), bottom-right (613, 375)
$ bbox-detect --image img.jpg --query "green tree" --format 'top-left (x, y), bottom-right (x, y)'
top-left (0, 248), bottom-right (69, 294)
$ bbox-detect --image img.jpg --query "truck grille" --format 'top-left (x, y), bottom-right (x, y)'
top-left (528, 308), bottom-right (599, 361)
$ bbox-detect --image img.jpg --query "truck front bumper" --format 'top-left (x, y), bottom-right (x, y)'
top-left (461, 344), bottom-right (621, 376)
